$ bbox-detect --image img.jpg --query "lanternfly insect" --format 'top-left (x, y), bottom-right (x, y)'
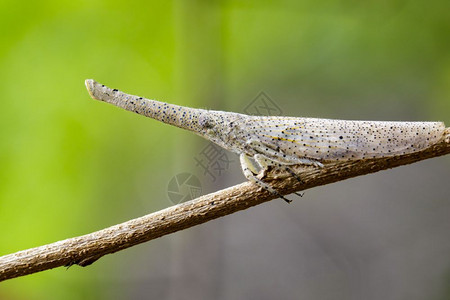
top-left (85, 79), bottom-right (446, 202)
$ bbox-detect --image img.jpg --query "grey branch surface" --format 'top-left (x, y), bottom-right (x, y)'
top-left (1, 129), bottom-right (449, 282)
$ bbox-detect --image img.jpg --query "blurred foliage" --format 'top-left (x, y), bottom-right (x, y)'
top-left (0, 0), bottom-right (448, 299)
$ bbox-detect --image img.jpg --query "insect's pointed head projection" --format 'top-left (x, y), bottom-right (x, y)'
top-left (85, 79), bottom-right (245, 152)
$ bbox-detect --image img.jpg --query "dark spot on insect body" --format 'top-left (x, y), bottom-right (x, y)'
top-left (112, 89), bottom-right (118, 92)
top-left (339, 136), bottom-right (343, 139)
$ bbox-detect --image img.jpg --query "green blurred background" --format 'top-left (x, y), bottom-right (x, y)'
top-left (0, 0), bottom-right (449, 299)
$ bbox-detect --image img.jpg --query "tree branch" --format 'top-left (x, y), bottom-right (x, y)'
top-left (1, 129), bottom-right (449, 282)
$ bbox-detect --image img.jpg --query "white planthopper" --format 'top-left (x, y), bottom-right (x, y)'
top-left (85, 79), bottom-right (446, 202)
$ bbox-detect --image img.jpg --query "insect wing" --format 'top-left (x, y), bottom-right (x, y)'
top-left (243, 116), bottom-right (445, 162)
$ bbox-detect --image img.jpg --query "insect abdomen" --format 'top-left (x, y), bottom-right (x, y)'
top-left (246, 117), bottom-right (446, 162)
top-left (318, 120), bottom-right (445, 161)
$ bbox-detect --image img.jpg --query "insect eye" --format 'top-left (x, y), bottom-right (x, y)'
top-left (199, 115), bottom-right (213, 129)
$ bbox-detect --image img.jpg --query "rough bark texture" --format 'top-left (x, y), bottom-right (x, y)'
top-left (0, 129), bottom-right (449, 282)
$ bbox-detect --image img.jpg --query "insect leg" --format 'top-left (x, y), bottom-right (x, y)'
top-left (284, 168), bottom-right (305, 197)
top-left (247, 139), bottom-right (323, 167)
top-left (254, 154), bottom-right (305, 197)
top-left (239, 153), bottom-right (292, 203)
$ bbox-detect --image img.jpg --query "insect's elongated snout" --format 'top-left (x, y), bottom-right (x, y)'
top-left (85, 79), bottom-right (209, 134)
